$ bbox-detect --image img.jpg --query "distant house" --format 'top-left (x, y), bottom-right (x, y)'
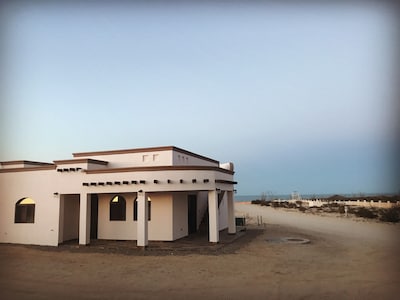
top-left (0, 146), bottom-right (237, 247)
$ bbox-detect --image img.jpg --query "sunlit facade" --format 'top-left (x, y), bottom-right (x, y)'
top-left (0, 146), bottom-right (236, 247)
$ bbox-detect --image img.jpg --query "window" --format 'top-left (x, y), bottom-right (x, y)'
top-left (133, 197), bottom-right (151, 221)
top-left (110, 195), bottom-right (126, 221)
top-left (15, 198), bottom-right (35, 223)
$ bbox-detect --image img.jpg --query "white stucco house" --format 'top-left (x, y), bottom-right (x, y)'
top-left (0, 146), bottom-right (237, 247)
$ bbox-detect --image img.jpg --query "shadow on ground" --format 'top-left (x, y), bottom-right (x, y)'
top-left (15, 228), bottom-right (263, 256)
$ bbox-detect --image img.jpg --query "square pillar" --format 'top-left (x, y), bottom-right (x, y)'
top-left (137, 191), bottom-right (148, 247)
top-left (227, 191), bottom-right (236, 234)
top-left (58, 194), bottom-right (65, 244)
top-left (79, 193), bottom-right (91, 245)
top-left (208, 190), bottom-right (219, 243)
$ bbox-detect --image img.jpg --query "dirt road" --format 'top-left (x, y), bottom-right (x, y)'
top-left (1, 203), bottom-right (399, 299)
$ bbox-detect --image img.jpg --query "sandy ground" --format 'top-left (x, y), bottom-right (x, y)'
top-left (1, 203), bottom-right (399, 300)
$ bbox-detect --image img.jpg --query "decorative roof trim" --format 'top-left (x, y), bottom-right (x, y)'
top-left (0, 165), bottom-right (56, 173)
top-left (85, 165), bottom-right (234, 175)
top-left (53, 158), bottom-right (108, 165)
top-left (73, 146), bottom-right (219, 164)
top-left (0, 160), bottom-right (53, 166)
top-left (215, 179), bottom-right (238, 185)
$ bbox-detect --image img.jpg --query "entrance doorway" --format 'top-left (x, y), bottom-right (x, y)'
top-left (188, 195), bottom-right (197, 234)
top-left (59, 194), bottom-right (80, 243)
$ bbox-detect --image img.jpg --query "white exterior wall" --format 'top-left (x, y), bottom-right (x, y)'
top-left (0, 170), bottom-right (59, 246)
top-left (76, 151), bottom-right (173, 168)
top-left (98, 193), bottom-right (136, 240)
top-left (79, 169), bottom-right (218, 195)
top-left (74, 148), bottom-right (218, 168)
top-left (305, 199), bottom-right (397, 209)
top-left (172, 152), bottom-right (218, 167)
top-left (148, 193), bottom-right (173, 241)
top-left (218, 193), bottom-right (228, 231)
top-left (58, 194), bottom-right (80, 243)
top-left (97, 193), bottom-right (174, 241)
top-left (1, 147), bottom-right (235, 246)
top-left (172, 193), bottom-right (188, 240)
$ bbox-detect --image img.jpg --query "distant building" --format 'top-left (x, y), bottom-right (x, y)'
top-left (0, 146), bottom-right (237, 247)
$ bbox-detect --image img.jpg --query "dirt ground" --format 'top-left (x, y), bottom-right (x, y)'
top-left (1, 203), bottom-right (399, 300)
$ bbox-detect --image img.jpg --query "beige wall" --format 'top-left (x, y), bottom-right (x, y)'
top-left (218, 193), bottom-right (228, 231)
top-left (59, 194), bottom-right (80, 243)
top-left (97, 193), bottom-right (136, 240)
top-left (78, 151), bottom-right (173, 169)
top-left (148, 193), bottom-right (173, 241)
top-left (97, 192), bottom-right (175, 241)
top-left (306, 199), bottom-right (398, 209)
top-left (1, 148), bottom-right (235, 246)
top-left (0, 171), bottom-right (60, 246)
top-left (172, 152), bottom-right (218, 167)
top-left (172, 193), bottom-right (188, 240)
top-left (73, 149), bottom-right (218, 168)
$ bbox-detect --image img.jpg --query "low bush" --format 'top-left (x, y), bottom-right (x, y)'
top-left (379, 207), bottom-right (400, 223)
top-left (354, 207), bottom-right (378, 219)
top-left (298, 206), bottom-right (307, 212)
top-left (251, 200), bottom-right (271, 206)
top-left (271, 202), bottom-right (280, 208)
top-left (347, 207), bottom-right (358, 214)
top-left (322, 202), bottom-right (340, 208)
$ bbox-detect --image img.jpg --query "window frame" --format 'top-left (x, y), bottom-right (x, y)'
top-left (15, 198), bottom-right (35, 223)
top-left (109, 195), bottom-right (126, 221)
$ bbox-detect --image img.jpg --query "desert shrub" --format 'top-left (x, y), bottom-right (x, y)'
top-left (322, 202), bottom-right (340, 208)
top-left (347, 207), bottom-right (358, 214)
top-left (251, 200), bottom-right (271, 206)
top-left (298, 206), bottom-right (307, 212)
top-left (379, 207), bottom-right (400, 223)
top-left (260, 201), bottom-right (271, 206)
top-left (354, 207), bottom-right (378, 219)
top-left (271, 201), bottom-right (280, 208)
top-left (338, 205), bottom-right (345, 214)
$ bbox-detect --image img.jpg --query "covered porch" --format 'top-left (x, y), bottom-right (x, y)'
top-left (58, 189), bottom-right (236, 247)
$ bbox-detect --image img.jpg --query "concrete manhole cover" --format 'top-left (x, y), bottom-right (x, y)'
top-left (266, 237), bottom-right (310, 244)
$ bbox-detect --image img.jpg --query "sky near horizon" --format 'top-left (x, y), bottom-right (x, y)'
top-left (0, 1), bottom-right (398, 195)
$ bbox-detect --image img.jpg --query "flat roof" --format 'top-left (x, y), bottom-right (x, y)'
top-left (53, 158), bottom-right (109, 165)
top-left (0, 160), bottom-right (54, 166)
top-left (73, 146), bottom-right (219, 164)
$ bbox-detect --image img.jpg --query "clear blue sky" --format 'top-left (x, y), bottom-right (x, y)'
top-left (1, 1), bottom-right (398, 195)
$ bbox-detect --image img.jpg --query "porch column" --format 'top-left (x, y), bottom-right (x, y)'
top-left (137, 191), bottom-right (148, 247)
top-left (227, 191), bottom-right (236, 234)
top-left (58, 194), bottom-right (65, 244)
top-left (208, 190), bottom-right (219, 243)
top-left (79, 193), bottom-right (91, 245)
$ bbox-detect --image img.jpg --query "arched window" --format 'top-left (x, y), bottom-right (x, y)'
top-left (15, 198), bottom-right (35, 223)
top-left (133, 197), bottom-right (151, 221)
top-left (110, 195), bottom-right (126, 221)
